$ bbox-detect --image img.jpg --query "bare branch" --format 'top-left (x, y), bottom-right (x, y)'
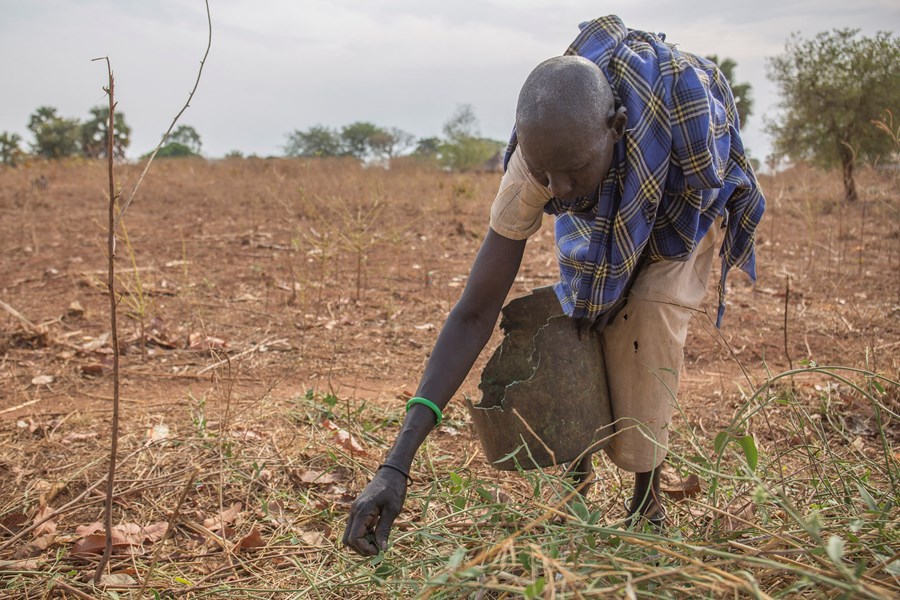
top-left (115, 0), bottom-right (212, 228)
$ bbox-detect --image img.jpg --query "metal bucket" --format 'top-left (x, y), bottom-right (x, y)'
top-left (466, 286), bottom-right (613, 470)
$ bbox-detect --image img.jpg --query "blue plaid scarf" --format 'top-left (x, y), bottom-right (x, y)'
top-left (503, 15), bottom-right (765, 326)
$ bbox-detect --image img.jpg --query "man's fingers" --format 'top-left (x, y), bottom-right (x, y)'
top-left (374, 506), bottom-right (399, 552)
top-left (343, 504), bottom-right (380, 556)
top-left (349, 534), bottom-right (379, 556)
top-left (342, 504), bottom-right (371, 545)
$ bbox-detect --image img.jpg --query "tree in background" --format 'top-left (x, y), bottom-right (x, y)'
top-left (439, 104), bottom-right (503, 171)
top-left (369, 126), bottom-right (415, 161)
top-left (413, 136), bottom-right (441, 160)
top-left (169, 125), bottom-right (202, 154)
top-left (705, 55), bottom-right (753, 127)
top-left (0, 132), bottom-right (26, 166)
top-left (151, 124), bottom-right (203, 158)
top-left (767, 29), bottom-right (900, 202)
top-left (341, 121), bottom-right (382, 160)
top-left (81, 105), bottom-right (131, 159)
top-left (27, 106), bottom-right (81, 159)
top-left (284, 125), bottom-right (343, 157)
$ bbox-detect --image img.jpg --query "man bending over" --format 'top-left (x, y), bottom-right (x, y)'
top-left (343, 14), bottom-right (764, 556)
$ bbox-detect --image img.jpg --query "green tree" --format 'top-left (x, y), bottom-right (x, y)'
top-left (27, 106), bottom-right (81, 159)
top-left (767, 29), bottom-right (900, 202)
top-left (284, 125), bottom-right (343, 157)
top-left (413, 136), bottom-right (441, 158)
top-left (0, 131), bottom-right (26, 166)
top-left (705, 55), bottom-right (753, 127)
top-left (369, 126), bottom-right (415, 160)
top-left (440, 104), bottom-right (502, 171)
top-left (149, 125), bottom-right (203, 158)
top-left (340, 121), bottom-right (382, 160)
top-left (81, 105), bottom-right (131, 159)
top-left (169, 125), bottom-right (202, 154)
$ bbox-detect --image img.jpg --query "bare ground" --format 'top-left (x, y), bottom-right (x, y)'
top-left (0, 158), bottom-right (897, 597)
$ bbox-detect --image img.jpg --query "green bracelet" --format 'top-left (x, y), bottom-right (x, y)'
top-left (406, 396), bottom-right (443, 426)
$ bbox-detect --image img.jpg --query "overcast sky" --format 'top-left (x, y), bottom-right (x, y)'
top-left (2, 1), bottom-right (898, 163)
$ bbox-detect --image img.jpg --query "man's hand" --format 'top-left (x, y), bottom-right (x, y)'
top-left (342, 467), bottom-right (408, 556)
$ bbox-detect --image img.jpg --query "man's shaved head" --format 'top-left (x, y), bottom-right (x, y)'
top-left (516, 55), bottom-right (615, 143)
top-left (514, 55), bottom-right (626, 202)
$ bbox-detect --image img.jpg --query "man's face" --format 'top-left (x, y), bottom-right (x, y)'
top-left (519, 127), bottom-right (617, 202)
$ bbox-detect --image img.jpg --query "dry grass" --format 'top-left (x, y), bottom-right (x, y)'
top-left (0, 158), bottom-right (897, 598)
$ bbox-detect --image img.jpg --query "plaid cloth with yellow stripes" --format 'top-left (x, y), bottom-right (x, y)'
top-left (502, 15), bottom-right (765, 327)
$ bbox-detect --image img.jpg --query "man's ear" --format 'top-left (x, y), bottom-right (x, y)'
top-left (607, 106), bottom-right (627, 141)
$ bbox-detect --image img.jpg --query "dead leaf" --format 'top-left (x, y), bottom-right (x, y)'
top-left (234, 527), bottom-right (266, 551)
top-left (0, 512), bottom-right (29, 536)
top-left (72, 534), bottom-right (107, 555)
top-left (14, 533), bottom-right (55, 559)
top-left (119, 523), bottom-right (145, 546)
top-left (414, 323), bottom-right (435, 331)
top-left (71, 521), bottom-right (169, 554)
top-left (300, 530), bottom-right (328, 546)
top-left (659, 467), bottom-right (702, 501)
top-left (320, 420), bottom-right (367, 456)
top-left (141, 522), bottom-right (168, 543)
top-left (203, 502), bottom-right (242, 532)
top-left (31, 375), bottom-right (54, 386)
top-left (334, 429), bottom-right (366, 455)
top-left (33, 480), bottom-right (58, 505)
top-left (75, 522), bottom-right (103, 537)
top-left (32, 506), bottom-right (57, 536)
top-left (99, 572), bottom-right (137, 586)
top-left (298, 469), bottom-right (338, 485)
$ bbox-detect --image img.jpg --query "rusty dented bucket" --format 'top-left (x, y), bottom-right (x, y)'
top-left (466, 286), bottom-right (613, 470)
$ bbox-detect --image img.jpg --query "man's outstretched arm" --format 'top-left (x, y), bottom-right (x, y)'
top-left (342, 228), bottom-right (526, 555)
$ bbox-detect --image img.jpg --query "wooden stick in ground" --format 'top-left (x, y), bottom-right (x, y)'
top-left (93, 57), bottom-right (120, 584)
top-left (88, 3), bottom-right (212, 582)
top-left (138, 467), bottom-right (199, 598)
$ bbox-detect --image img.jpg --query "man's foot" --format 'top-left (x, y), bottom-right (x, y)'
top-left (566, 452), bottom-right (595, 499)
top-left (624, 467), bottom-right (666, 532)
top-left (623, 497), bottom-right (667, 531)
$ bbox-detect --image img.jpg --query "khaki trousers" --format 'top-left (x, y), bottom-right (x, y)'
top-left (600, 222), bottom-right (719, 473)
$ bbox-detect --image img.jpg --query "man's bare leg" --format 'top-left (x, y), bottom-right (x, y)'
top-left (626, 465), bottom-right (665, 527)
top-left (569, 452), bottom-right (595, 497)
top-left (553, 452), bottom-right (595, 522)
